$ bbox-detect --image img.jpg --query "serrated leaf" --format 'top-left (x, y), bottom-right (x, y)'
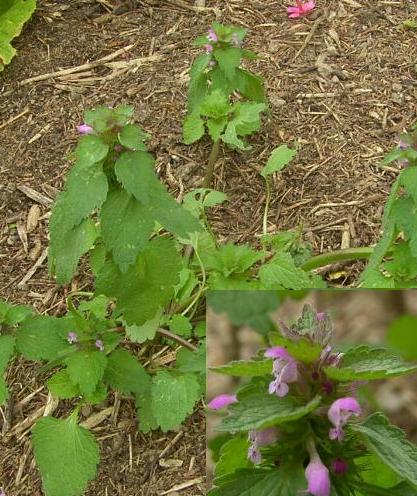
top-left (118, 124), bottom-right (148, 151)
top-left (103, 348), bottom-right (150, 395)
top-left (235, 68), bottom-right (266, 103)
top-left (324, 345), bottom-right (417, 381)
top-left (0, 0), bottom-right (36, 72)
top-left (65, 350), bottom-right (107, 396)
top-left (96, 237), bottom-right (182, 326)
top-left (200, 90), bottom-right (231, 119)
top-left (391, 197), bottom-right (417, 257)
top-left (261, 145), bottom-right (297, 178)
top-left (84, 382), bottom-right (108, 405)
top-left (135, 389), bottom-right (158, 433)
top-left (201, 243), bottom-right (262, 277)
top-left (214, 436), bottom-right (250, 478)
top-left (151, 371), bottom-right (201, 431)
top-left (183, 113), bottom-right (205, 144)
top-left (207, 117), bottom-right (228, 142)
top-left (211, 359), bottom-right (273, 377)
top-left (187, 52), bottom-right (210, 112)
top-left (259, 252), bottom-right (314, 290)
top-left (216, 393), bottom-right (321, 432)
top-left (176, 344), bottom-right (206, 374)
top-left (213, 46), bottom-right (241, 81)
top-left (49, 217), bottom-right (98, 284)
top-left (0, 335), bottom-right (15, 372)
top-left (209, 465), bottom-right (305, 496)
top-left (269, 334), bottom-right (323, 364)
top-left (16, 315), bottom-right (74, 361)
top-left (114, 150), bottom-right (157, 205)
top-left (32, 413), bottom-right (100, 496)
top-left (47, 369), bottom-right (79, 399)
top-left (100, 189), bottom-right (154, 271)
top-left (124, 308), bottom-right (162, 344)
top-left (351, 413), bottom-right (417, 488)
top-left (399, 167), bottom-right (417, 204)
top-left (232, 101), bottom-right (266, 136)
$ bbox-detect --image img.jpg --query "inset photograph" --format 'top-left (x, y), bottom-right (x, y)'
top-left (207, 290), bottom-right (417, 495)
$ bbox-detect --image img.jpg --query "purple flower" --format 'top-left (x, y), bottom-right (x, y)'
top-left (67, 332), bottom-right (78, 344)
top-left (328, 397), bottom-right (361, 441)
top-left (305, 457), bottom-right (331, 496)
top-left (231, 32), bottom-right (241, 47)
top-left (248, 445), bottom-right (262, 464)
top-left (207, 28), bottom-right (218, 42)
top-left (305, 442), bottom-right (331, 496)
top-left (208, 60), bottom-right (217, 68)
top-left (316, 312), bottom-right (326, 321)
top-left (204, 44), bottom-right (213, 54)
top-left (77, 124), bottom-right (93, 134)
top-left (95, 339), bottom-right (104, 352)
top-left (247, 427), bottom-right (278, 464)
top-left (208, 394), bottom-right (237, 410)
top-left (265, 347), bottom-right (298, 397)
top-left (332, 458), bottom-right (348, 475)
top-left (0, 488), bottom-right (6, 496)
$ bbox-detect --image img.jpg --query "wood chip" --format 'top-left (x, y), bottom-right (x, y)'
top-left (17, 185), bottom-right (52, 206)
top-left (26, 204), bottom-right (41, 233)
top-left (81, 406), bottom-right (114, 429)
top-left (17, 248), bottom-right (48, 289)
top-left (16, 221), bottom-right (28, 253)
top-left (159, 477), bottom-right (205, 495)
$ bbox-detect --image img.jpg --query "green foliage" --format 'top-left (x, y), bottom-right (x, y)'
top-left (0, 335), bottom-right (15, 404)
top-left (0, 0), bottom-right (36, 72)
top-left (32, 412), bottom-right (100, 496)
top-left (211, 359), bottom-right (273, 377)
top-left (386, 315), bottom-right (417, 361)
top-left (260, 145), bottom-right (297, 178)
top-left (352, 413), bottom-right (417, 488)
top-left (324, 345), bottom-right (417, 381)
top-left (103, 348), bottom-right (150, 395)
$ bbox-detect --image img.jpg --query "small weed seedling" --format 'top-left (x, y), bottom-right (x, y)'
top-left (208, 305), bottom-right (417, 496)
top-left (183, 22), bottom-right (267, 186)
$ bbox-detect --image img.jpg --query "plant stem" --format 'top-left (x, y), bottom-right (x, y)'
top-left (156, 328), bottom-right (197, 351)
top-left (203, 139), bottom-right (220, 187)
top-left (301, 247), bottom-right (375, 271)
top-left (262, 177), bottom-right (272, 236)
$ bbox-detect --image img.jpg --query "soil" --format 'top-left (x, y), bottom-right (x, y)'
top-left (1, 0), bottom-right (417, 494)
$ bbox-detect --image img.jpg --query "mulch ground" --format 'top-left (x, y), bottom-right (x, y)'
top-left (0, 0), bottom-right (417, 494)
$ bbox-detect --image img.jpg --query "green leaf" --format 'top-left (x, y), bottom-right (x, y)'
top-left (64, 350), bottom-right (107, 396)
top-left (259, 252), bottom-right (314, 290)
top-left (16, 315), bottom-right (74, 361)
top-left (200, 90), bottom-right (231, 119)
top-left (324, 345), bottom-right (417, 381)
top-left (211, 359), bottom-right (273, 377)
top-left (214, 436), bottom-right (250, 478)
top-left (351, 413), bottom-right (417, 488)
top-left (96, 237), bottom-right (182, 326)
top-left (103, 348), bottom-right (150, 395)
top-left (84, 383), bottom-right (108, 405)
top-left (135, 387), bottom-right (158, 433)
top-left (207, 290), bottom-right (280, 334)
top-left (124, 308), bottom-right (162, 343)
top-left (169, 314), bottom-right (193, 337)
top-left (100, 189), bottom-right (154, 271)
top-left (0, 0), bottom-right (36, 72)
top-left (386, 315), bottom-right (417, 361)
top-left (221, 122), bottom-right (247, 150)
top-left (183, 113), bottom-right (205, 144)
top-left (0, 377), bottom-right (9, 406)
top-left (357, 453), bottom-right (401, 488)
top-left (0, 335), bottom-right (15, 372)
top-left (32, 413), bottom-right (100, 496)
top-left (84, 105), bottom-right (133, 132)
top-left (269, 335), bottom-right (323, 365)
top-left (118, 123), bottom-right (148, 151)
top-left (232, 101), bottom-right (266, 136)
top-left (89, 243), bottom-right (106, 277)
top-left (114, 150), bottom-right (156, 205)
top-left (261, 145), bottom-right (297, 178)
top-left (391, 197), bottom-right (417, 257)
top-left (216, 393), bottom-right (321, 432)
top-left (382, 242), bottom-right (417, 281)
top-left (49, 217), bottom-right (98, 284)
top-left (187, 52), bottom-right (210, 112)
top-left (207, 117), bottom-right (228, 142)
top-left (176, 344), bottom-right (206, 375)
top-left (235, 68), bottom-right (266, 103)
top-left (78, 295), bottom-right (109, 320)
top-left (399, 167), bottom-right (417, 204)
top-left (151, 371), bottom-right (201, 431)
top-left (209, 466), bottom-right (305, 496)
top-left (404, 19), bottom-right (417, 29)
top-left (47, 369), bottom-right (79, 399)
top-left (201, 243), bottom-right (263, 276)
top-left (0, 300), bottom-right (33, 325)
top-left (213, 46), bottom-right (242, 81)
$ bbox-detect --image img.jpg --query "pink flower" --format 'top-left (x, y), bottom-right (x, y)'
top-left (328, 397), bottom-right (361, 441)
top-left (287, 0), bottom-right (315, 18)
top-left (332, 458), bottom-right (348, 475)
top-left (305, 442), bottom-right (331, 496)
top-left (77, 124), bottom-right (93, 134)
top-left (204, 44), bottom-right (213, 54)
top-left (247, 427), bottom-right (278, 464)
top-left (316, 312), bottom-right (326, 321)
top-left (208, 394), bottom-right (237, 410)
top-left (0, 489), bottom-right (6, 496)
top-left (95, 339), bottom-right (104, 352)
top-left (305, 457), bottom-right (331, 496)
top-left (248, 445), bottom-right (262, 464)
top-left (265, 347), bottom-right (298, 397)
top-left (207, 28), bottom-right (218, 42)
top-left (67, 332), bottom-right (78, 344)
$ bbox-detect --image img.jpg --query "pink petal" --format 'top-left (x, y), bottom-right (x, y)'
top-left (254, 427), bottom-right (279, 446)
top-left (77, 124), bottom-right (93, 134)
top-left (288, 11), bottom-right (301, 18)
top-left (208, 394), bottom-right (237, 410)
top-left (264, 346), bottom-right (291, 359)
top-left (287, 6), bottom-right (300, 12)
top-left (305, 458), bottom-right (331, 496)
top-left (304, 0), bottom-right (316, 10)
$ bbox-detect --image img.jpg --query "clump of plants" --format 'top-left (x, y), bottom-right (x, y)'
top-left (208, 305), bottom-right (417, 495)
